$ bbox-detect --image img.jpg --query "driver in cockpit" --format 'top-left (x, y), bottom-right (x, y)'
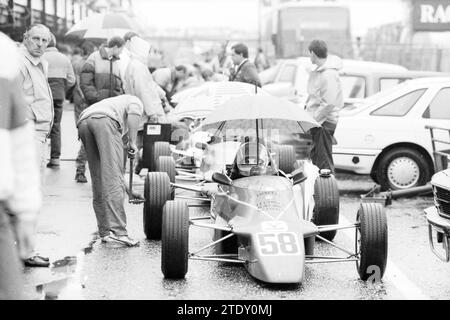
top-left (230, 141), bottom-right (273, 179)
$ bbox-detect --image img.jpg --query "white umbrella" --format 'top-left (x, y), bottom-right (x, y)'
top-left (65, 11), bottom-right (141, 40)
top-left (172, 82), bottom-right (269, 119)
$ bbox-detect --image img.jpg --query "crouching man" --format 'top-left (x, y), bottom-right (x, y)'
top-left (77, 95), bottom-right (144, 247)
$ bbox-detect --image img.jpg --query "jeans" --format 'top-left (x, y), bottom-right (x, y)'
top-left (78, 116), bottom-right (128, 238)
top-left (74, 102), bottom-right (88, 175)
top-left (49, 99), bottom-right (64, 160)
top-left (309, 121), bottom-right (337, 174)
top-left (0, 203), bottom-right (24, 300)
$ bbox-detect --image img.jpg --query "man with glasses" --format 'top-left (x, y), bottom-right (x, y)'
top-left (17, 24), bottom-right (53, 267)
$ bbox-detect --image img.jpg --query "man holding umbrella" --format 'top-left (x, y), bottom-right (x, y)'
top-left (80, 36), bottom-right (125, 106)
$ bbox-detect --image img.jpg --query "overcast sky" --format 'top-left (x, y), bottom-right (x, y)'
top-left (132, 0), bottom-right (408, 37)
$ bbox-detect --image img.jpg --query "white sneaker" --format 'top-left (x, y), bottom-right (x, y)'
top-left (109, 234), bottom-right (140, 247)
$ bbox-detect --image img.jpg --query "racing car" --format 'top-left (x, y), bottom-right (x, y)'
top-left (141, 95), bottom-right (388, 284)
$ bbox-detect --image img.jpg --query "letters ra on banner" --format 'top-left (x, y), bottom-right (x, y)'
top-left (413, 0), bottom-right (450, 31)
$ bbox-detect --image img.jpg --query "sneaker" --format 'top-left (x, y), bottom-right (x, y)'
top-left (109, 234), bottom-right (140, 247)
top-left (75, 173), bottom-right (88, 183)
top-left (101, 235), bottom-right (112, 243)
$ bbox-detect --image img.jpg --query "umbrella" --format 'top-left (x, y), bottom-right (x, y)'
top-left (200, 94), bottom-right (319, 150)
top-left (202, 94), bottom-right (319, 130)
top-left (65, 11), bottom-right (141, 40)
top-left (172, 82), bottom-right (269, 119)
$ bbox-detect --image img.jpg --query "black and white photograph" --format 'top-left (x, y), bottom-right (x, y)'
top-left (0, 0), bottom-right (449, 306)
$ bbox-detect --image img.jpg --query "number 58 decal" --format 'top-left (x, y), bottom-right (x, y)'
top-left (257, 232), bottom-right (301, 255)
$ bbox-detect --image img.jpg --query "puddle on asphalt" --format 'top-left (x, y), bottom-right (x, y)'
top-left (34, 238), bottom-right (97, 300)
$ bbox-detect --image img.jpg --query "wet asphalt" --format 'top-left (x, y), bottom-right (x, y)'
top-left (20, 103), bottom-right (450, 300)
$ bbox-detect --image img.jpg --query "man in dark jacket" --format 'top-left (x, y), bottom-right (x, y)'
top-left (229, 43), bottom-right (261, 87)
top-left (80, 36), bottom-right (125, 106)
top-left (43, 33), bottom-right (76, 168)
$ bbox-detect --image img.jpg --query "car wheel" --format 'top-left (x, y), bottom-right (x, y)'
top-left (144, 172), bottom-right (171, 240)
top-left (356, 202), bottom-right (388, 281)
top-left (156, 155), bottom-right (176, 184)
top-left (151, 141), bottom-right (171, 171)
top-left (376, 147), bottom-right (431, 191)
top-left (161, 200), bottom-right (189, 279)
top-left (277, 145), bottom-right (296, 173)
top-left (312, 173), bottom-right (340, 241)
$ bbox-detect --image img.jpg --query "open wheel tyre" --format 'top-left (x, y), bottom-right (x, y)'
top-left (277, 145), bottom-right (296, 174)
top-left (161, 200), bottom-right (189, 279)
top-left (144, 172), bottom-right (171, 240)
top-left (312, 173), bottom-right (340, 241)
top-left (356, 202), bottom-right (388, 281)
top-left (156, 156), bottom-right (177, 201)
top-left (151, 141), bottom-right (171, 172)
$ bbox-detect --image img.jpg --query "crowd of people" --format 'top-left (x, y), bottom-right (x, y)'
top-left (0, 22), bottom-right (342, 299)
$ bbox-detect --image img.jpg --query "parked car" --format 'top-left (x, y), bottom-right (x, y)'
top-left (425, 168), bottom-right (450, 262)
top-left (261, 56), bottom-right (448, 106)
top-left (334, 77), bottom-right (450, 190)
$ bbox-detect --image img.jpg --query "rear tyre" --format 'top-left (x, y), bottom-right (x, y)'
top-left (156, 156), bottom-right (176, 183)
top-left (376, 147), bottom-right (431, 191)
top-left (151, 141), bottom-right (171, 171)
top-left (312, 173), bottom-right (340, 241)
top-left (277, 145), bottom-right (296, 173)
top-left (161, 201), bottom-right (189, 279)
top-left (144, 172), bottom-right (171, 240)
top-left (356, 202), bottom-right (388, 281)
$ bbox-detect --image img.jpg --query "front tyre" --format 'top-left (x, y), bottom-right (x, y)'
top-left (356, 202), bottom-right (388, 281)
top-left (161, 201), bottom-right (189, 279)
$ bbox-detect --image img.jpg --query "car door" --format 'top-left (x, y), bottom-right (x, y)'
top-left (416, 85), bottom-right (450, 160)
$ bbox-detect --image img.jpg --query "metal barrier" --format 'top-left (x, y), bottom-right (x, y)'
top-left (426, 125), bottom-right (450, 172)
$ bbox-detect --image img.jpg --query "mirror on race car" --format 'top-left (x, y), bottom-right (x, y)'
top-left (292, 171), bottom-right (307, 185)
top-left (212, 172), bottom-right (233, 186)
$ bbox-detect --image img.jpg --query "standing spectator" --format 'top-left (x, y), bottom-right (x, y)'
top-left (305, 40), bottom-right (344, 174)
top-left (43, 33), bottom-right (76, 168)
top-left (254, 47), bottom-right (270, 72)
top-left (77, 95), bottom-right (144, 247)
top-left (80, 36), bottom-right (125, 107)
top-left (72, 42), bottom-right (95, 183)
top-left (119, 31), bottom-right (140, 77)
top-left (17, 23), bottom-right (52, 267)
top-left (229, 43), bottom-right (261, 87)
top-left (0, 31), bottom-right (41, 299)
top-left (152, 65), bottom-right (188, 103)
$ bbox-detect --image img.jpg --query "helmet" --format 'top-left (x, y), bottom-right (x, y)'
top-left (236, 142), bottom-right (269, 177)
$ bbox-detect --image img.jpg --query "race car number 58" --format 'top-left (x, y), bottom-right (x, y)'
top-left (257, 232), bottom-right (300, 255)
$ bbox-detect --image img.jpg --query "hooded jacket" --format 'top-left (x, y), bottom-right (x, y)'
top-left (80, 45), bottom-right (124, 106)
top-left (122, 37), bottom-right (165, 128)
top-left (306, 55), bottom-right (344, 125)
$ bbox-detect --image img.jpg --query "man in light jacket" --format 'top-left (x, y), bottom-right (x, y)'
top-left (305, 40), bottom-right (344, 174)
top-left (0, 32), bottom-right (41, 298)
top-left (18, 24), bottom-right (53, 267)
